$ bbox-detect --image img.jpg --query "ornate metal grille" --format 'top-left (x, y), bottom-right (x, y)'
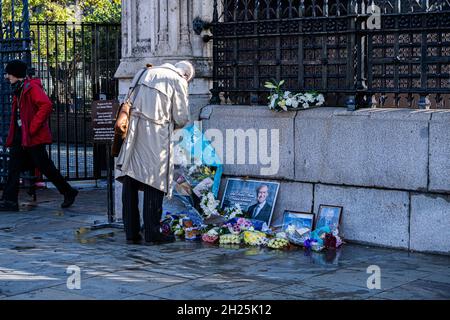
top-left (0, 2), bottom-right (121, 182)
top-left (0, 0), bottom-right (31, 185)
top-left (210, 0), bottom-right (450, 109)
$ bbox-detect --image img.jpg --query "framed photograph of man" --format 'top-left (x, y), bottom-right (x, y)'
top-left (282, 211), bottom-right (314, 233)
top-left (315, 205), bottom-right (343, 232)
top-left (221, 178), bottom-right (280, 226)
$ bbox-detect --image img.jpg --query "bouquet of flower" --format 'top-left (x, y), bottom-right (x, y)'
top-left (219, 233), bottom-right (241, 245)
top-left (223, 203), bottom-right (244, 220)
top-left (243, 230), bottom-right (268, 246)
top-left (185, 227), bottom-right (201, 240)
top-left (267, 237), bottom-right (290, 249)
top-left (199, 191), bottom-right (221, 219)
top-left (202, 228), bottom-right (220, 243)
top-left (264, 80), bottom-right (325, 112)
top-left (171, 219), bottom-right (185, 237)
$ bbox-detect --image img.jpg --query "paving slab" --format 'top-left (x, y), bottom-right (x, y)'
top-left (272, 281), bottom-right (378, 300)
top-left (1, 187), bottom-right (449, 300)
top-left (147, 273), bottom-right (285, 300)
top-left (4, 288), bottom-right (94, 300)
top-left (50, 270), bottom-right (189, 300)
top-left (369, 279), bottom-right (450, 300)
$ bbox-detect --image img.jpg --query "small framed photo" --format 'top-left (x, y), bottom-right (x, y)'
top-left (316, 205), bottom-right (343, 232)
top-left (282, 211), bottom-right (314, 233)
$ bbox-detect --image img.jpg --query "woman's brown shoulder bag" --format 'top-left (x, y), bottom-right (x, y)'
top-left (111, 65), bottom-right (150, 157)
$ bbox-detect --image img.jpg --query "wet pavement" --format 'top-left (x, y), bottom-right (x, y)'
top-left (0, 184), bottom-right (449, 300)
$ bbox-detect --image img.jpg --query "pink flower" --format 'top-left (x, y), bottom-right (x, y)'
top-left (202, 234), bottom-right (218, 243)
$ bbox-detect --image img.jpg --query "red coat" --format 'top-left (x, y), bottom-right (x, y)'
top-left (5, 78), bottom-right (53, 147)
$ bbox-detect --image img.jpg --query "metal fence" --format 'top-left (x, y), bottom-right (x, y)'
top-left (30, 22), bottom-right (121, 180)
top-left (210, 0), bottom-right (450, 109)
top-left (0, 17), bottom-right (120, 184)
top-left (0, 0), bottom-right (32, 185)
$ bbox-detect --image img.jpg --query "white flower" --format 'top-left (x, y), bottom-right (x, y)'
top-left (291, 99), bottom-right (299, 108)
top-left (261, 223), bottom-right (270, 232)
top-left (285, 98), bottom-right (293, 106)
top-left (283, 91), bottom-right (291, 99)
top-left (278, 99), bottom-right (288, 111)
top-left (305, 93), bottom-right (314, 102)
top-left (200, 192), bottom-right (220, 218)
top-left (302, 102), bottom-right (309, 109)
top-left (174, 145), bottom-right (189, 167)
top-left (316, 94), bottom-right (325, 106)
top-left (276, 232), bottom-right (288, 239)
top-left (297, 94), bottom-right (307, 102)
top-left (285, 225), bottom-right (296, 234)
top-left (188, 165), bottom-right (198, 175)
top-left (269, 95), bottom-right (278, 109)
top-left (207, 229), bottom-right (219, 236)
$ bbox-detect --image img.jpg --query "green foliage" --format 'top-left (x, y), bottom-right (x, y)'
top-left (81, 0), bottom-right (121, 23)
top-left (1, 0), bottom-right (121, 23)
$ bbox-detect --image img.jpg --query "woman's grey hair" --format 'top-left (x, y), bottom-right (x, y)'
top-left (175, 60), bottom-right (195, 82)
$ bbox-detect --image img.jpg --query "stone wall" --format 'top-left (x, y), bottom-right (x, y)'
top-left (203, 106), bottom-right (450, 255)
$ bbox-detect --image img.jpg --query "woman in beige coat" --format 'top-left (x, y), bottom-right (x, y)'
top-left (116, 61), bottom-right (194, 244)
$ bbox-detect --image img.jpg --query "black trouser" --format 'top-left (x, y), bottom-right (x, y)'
top-left (122, 176), bottom-right (164, 242)
top-left (2, 144), bottom-right (73, 203)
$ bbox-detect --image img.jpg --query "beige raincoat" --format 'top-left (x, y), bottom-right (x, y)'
top-left (116, 63), bottom-right (190, 198)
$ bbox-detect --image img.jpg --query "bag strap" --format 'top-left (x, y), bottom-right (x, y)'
top-left (125, 67), bottom-right (148, 104)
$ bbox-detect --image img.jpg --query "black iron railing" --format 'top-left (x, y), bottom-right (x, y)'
top-left (0, 17), bottom-right (121, 184)
top-left (30, 22), bottom-right (121, 180)
top-left (210, 0), bottom-right (450, 109)
top-left (0, 0), bottom-right (32, 185)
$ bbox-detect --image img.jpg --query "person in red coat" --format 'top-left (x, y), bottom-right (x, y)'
top-left (0, 60), bottom-right (78, 211)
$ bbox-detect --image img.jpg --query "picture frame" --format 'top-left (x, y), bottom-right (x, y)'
top-left (282, 210), bottom-right (315, 233)
top-left (315, 205), bottom-right (343, 232)
top-left (221, 178), bottom-right (280, 226)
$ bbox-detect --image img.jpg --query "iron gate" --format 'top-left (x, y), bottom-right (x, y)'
top-left (0, 0), bottom-right (31, 185)
top-left (210, 0), bottom-right (450, 109)
top-left (0, 0), bottom-right (120, 184)
top-left (30, 22), bottom-right (121, 180)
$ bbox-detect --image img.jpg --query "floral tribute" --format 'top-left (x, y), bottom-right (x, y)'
top-left (264, 80), bottom-right (325, 112)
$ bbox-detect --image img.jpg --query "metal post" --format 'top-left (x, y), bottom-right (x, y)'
top-left (90, 143), bottom-right (122, 230)
top-left (210, 0), bottom-right (221, 104)
top-left (106, 143), bottom-right (114, 223)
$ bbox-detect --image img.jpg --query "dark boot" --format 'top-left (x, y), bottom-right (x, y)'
top-left (61, 188), bottom-right (78, 208)
top-left (146, 232), bottom-right (175, 244)
top-left (0, 200), bottom-right (19, 212)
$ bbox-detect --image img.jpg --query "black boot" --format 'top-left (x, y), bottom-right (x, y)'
top-left (61, 188), bottom-right (78, 208)
top-left (0, 200), bottom-right (19, 212)
top-left (146, 232), bottom-right (175, 244)
top-left (126, 233), bottom-right (143, 245)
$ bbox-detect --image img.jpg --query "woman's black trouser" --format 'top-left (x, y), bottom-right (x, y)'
top-left (2, 144), bottom-right (72, 203)
top-left (121, 175), bottom-right (165, 242)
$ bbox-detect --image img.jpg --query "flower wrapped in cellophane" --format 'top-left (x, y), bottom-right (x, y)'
top-left (168, 123), bottom-right (223, 226)
top-left (267, 237), bottom-right (290, 249)
top-left (202, 227), bottom-right (220, 244)
top-left (264, 80), bottom-right (325, 112)
top-left (219, 233), bottom-right (241, 245)
top-left (242, 230), bottom-right (268, 246)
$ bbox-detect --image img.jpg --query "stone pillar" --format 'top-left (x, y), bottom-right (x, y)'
top-left (114, 0), bottom-right (213, 219)
top-left (115, 0), bottom-right (212, 116)
top-left (158, 0), bottom-right (170, 54)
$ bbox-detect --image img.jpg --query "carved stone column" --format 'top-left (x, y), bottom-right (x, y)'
top-left (179, 0), bottom-right (193, 55)
top-left (115, 0), bottom-right (212, 111)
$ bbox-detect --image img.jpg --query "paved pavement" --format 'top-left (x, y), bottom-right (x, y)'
top-left (0, 185), bottom-right (449, 300)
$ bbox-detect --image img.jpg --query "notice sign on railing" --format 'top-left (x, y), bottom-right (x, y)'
top-left (91, 100), bottom-right (119, 143)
